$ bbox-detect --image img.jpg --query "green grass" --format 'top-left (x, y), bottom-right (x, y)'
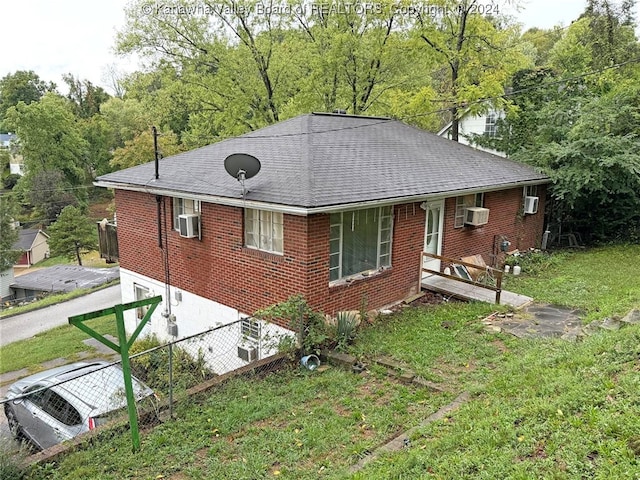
top-left (13, 244), bottom-right (640, 479)
top-left (0, 281), bottom-right (119, 319)
top-left (34, 251), bottom-right (118, 269)
top-left (503, 244), bottom-right (640, 321)
top-left (0, 314), bottom-right (118, 374)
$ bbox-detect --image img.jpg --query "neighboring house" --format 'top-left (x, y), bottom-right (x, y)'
top-left (438, 110), bottom-right (505, 157)
top-left (0, 133), bottom-right (15, 149)
top-left (1, 133), bottom-right (24, 176)
top-left (95, 112), bottom-right (549, 345)
top-left (0, 268), bottom-right (15, 302)
top-left (13, 228), bottom-right (50, 267)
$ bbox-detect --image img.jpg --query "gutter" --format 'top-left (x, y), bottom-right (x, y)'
top-left (94, 178), bottom-right (550, 217)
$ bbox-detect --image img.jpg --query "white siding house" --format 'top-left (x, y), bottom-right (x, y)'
top-left (438, 110), bottom-right (505, 157)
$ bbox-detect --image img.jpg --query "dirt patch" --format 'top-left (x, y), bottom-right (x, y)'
top-left (492, 339), bottom-right (510, 354)
top-left (88, 200), bottom-right (113, 221)
top-left (408, 291), bottom-right (453, 307)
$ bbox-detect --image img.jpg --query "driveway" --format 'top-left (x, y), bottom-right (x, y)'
top-left (0, 284), bottom-right (121, 346)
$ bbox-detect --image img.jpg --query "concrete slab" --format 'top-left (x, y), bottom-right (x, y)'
top-left (484, 303), bottom-right (583, 339)
top-left (10, 265), bottom-right (119, 294)
top-left (421, 275), bottom-right (532, 308)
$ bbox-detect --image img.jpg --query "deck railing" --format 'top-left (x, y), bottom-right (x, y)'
top-left (419, 252), bottom-right (504, 304)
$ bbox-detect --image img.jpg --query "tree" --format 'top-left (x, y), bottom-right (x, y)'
top-left (0, 194), bottom-right (20, 271)
top-left (62, 74), bottom-right (111, 119)
top-left (413, 0), bottom-right (531, 139)
top-left (4, 93), bottom-right (89, 189)
top-left (47, 205), bottom-right (97, 265)
top-left (0, 70), bottom-right (56, 130)
top-left (26, 170), bottom-right (79, 224)
top-left (110, 129), bottom-right (183, 170)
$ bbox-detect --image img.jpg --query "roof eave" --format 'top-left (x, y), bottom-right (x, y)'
top-left (95, 177), bottom-right (550, 216)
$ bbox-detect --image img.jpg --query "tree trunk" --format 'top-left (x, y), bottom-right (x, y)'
top-left (75, 241), bottom-right (83, 266)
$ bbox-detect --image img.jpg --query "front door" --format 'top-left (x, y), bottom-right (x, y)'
top-left (422, 199), bottom-right (445, 280)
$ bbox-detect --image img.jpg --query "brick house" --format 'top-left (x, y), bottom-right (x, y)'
top-left (96, 113), bottom-right (548, 344)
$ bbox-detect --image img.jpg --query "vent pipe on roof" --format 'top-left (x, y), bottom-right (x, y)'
top-left (153, 126), bottom-right (160, 180)
top-left (332, 109), bottom-right (347, 115)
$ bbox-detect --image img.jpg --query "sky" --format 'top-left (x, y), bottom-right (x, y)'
top-left (1, 0), bottom-right (637, 95)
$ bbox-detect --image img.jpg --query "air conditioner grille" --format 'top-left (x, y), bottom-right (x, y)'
top-left (464, 207), bottom-right (490, 226)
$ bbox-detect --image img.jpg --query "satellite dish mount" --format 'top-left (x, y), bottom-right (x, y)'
top-left (224, 153), bottom-right (261, 199)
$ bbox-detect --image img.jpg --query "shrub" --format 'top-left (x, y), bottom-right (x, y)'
top-left (129, 335), bottom-right (213, 393)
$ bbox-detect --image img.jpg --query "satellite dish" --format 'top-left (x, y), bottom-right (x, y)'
top-left (224, 153), bottom-right (261, 198)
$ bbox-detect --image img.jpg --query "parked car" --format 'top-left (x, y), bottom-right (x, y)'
top-left (3, 361), bottom-right (156, 450)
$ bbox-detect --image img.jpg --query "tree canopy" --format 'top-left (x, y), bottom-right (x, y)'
top-left (47, 205), bottom-right (97, 265)
top-left (3, 0), bottom-right (640, 243)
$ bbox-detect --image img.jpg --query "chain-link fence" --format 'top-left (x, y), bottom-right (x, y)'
top-left (1, 318), bottom-right (294, 454)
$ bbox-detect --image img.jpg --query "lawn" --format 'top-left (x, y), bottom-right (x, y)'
top-left (13, 245), bottom-right (640, 479)
top-left (0, 315), bottom-right (118, 374)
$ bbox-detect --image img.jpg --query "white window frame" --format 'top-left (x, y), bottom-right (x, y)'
top-left (484, 113), bottom-right (497, 137)
top-left (524, 185), bottom-right (538, 198)
top-left (329, 206), bottom-right (393, 282)
top-left (454, 193), bottom-right (485, 228)
top-left (241, 317), bottom-right (261, 341)
top-left (173, 198), bottom-right (200, 231)
top-left (244, 209), bottom-right (283, 254)
top-left (134, 283), bottom-right (150, 321)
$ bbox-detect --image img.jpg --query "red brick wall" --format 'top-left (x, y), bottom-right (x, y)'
top-left (306, 203), bottom-right (425, 316)
top-left (442, 185), bottom-right (546, 266)
top-left (115, 186), bottom-right (545, 323)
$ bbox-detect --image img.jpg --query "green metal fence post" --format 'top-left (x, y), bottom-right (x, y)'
top-left (114, 303), bottom-right (140, 451)
top-left (68, 295), bottom-right (162, 452)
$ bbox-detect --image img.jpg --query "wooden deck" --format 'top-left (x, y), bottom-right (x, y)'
top-left (421, 275), bottom-right (533, 309)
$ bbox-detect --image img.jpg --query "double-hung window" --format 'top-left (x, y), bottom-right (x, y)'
top-left (454, 193), bottom-right (485, 228)
top-left (329, 206), bottom-right (393, 282)
top-left (245, 209), bottom-right (283, 254)
top-left (173, 198), bottom-right (200, 230)
top-left (484, 113), bottom-right (497, 137)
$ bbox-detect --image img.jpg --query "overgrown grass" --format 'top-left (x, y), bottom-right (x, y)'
top-left (503, 244), bottom-right (640, 321)
top-left (16, 244), bottom-right (640, 479)
top-left (357, 325), bottom-right (640, 479)
top-left (0, 314), bottom-right (118, 374)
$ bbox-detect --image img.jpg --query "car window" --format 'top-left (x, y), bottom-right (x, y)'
top-left (41, 390), bottom-right (83, 426)
top-left (24, 385), bottom-right (50, 408)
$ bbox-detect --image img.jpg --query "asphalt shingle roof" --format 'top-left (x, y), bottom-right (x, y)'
top-left (96, 113), bottom-right (549, 209)
top-left (13, 229), bottom-right (47, 251)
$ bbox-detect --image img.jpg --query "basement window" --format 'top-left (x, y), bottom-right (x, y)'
top-left (329, 206), bottom-right (393, 282)
top-left (454, 193), bottom-right (485, 228)
top-left (134, 284), bottom-right (150, 321)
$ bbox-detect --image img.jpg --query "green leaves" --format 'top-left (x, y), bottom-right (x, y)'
top-left (47, 205), bottom-right (97, 265)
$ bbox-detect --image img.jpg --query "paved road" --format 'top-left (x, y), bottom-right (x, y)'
top-left (0, 284), bottom-right (122, 346)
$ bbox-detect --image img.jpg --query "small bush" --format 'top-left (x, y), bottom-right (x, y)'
top-left (334, 311), bottom-right (359, 351)
top-left (129, 335), bottom-right (213, 393)
top-left (504, 249), bottom-right (571, 276)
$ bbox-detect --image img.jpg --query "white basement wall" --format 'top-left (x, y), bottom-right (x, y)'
top-left (119, 268), bottom-right (294, 374)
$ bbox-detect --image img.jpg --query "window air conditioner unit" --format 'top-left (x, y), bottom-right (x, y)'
top-left (464, 207), bottom-right (490, 226)
top-left (178, 213), bottom-right (200, 238)
top-left (237, 345), bottom-right (257, 362)
top-left (524, 196), bottom-right (539, 215)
